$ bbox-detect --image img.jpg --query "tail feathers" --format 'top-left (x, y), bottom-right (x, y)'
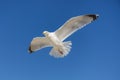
top-left (63, 41), bottom-right (72, 49)
top-left (49, 41), bottom-right (72, 58)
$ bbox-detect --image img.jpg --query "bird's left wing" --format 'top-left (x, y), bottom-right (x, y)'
top-left (28, 37), bottom-right (51, 53)
top-left (55, 14), bottom-right (98, 41)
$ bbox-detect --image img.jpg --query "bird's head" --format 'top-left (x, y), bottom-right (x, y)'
top-left (43, 31), bottom-right (49, 36)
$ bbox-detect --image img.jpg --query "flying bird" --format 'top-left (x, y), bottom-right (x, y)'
top-left (28, 14), bottom-right (99, 58)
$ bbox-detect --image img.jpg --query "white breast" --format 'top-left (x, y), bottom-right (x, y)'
top-left (47, 33), bottom-right (63, 47)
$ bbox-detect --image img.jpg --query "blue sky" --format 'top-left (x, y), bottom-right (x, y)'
top-left (0, 0), bottom-right (120, 80)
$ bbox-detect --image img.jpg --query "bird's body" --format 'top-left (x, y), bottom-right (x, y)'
top-left (28, 14), bottom-right (99, 58)
top-left (44, 32), bottom-right (63, 48)
top-left (43, 31), bottom-right (72, 57)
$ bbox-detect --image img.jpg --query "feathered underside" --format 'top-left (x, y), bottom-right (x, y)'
top-left (49, 41), bottom-right (72, 58)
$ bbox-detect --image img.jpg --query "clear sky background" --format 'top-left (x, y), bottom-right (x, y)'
top-left (0, 0), bottom-right (120, 80)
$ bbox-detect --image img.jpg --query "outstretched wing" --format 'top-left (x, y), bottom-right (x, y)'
top-left (28, 37), bottom-right (51, 53)
top-left (55, 14), bottom-right (98, 41)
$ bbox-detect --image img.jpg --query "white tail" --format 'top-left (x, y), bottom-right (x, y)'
top-left (49, 41), bottom-right (72, 58)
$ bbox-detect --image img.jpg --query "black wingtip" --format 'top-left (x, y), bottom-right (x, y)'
top-left (87, 14), bottom-right (99, 21)
top-left (28, 46), bottom-right (33, 54)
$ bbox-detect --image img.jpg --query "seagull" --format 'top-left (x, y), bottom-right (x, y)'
top-left (28, 14), bottom-right (99, 58)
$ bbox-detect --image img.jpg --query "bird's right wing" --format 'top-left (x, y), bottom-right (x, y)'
top-left (28, 37), bottom-right (51, 53)
top-left (55, 14), bottom-right (98, 41)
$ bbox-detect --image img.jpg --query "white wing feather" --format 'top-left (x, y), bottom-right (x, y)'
top-left (55, 15), bottom-right (98, 41)
top-left (29, 37), bottom-right (51, 53)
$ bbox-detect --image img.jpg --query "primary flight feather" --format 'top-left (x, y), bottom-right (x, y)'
top-left (28, 14), bottom-right (99, 58)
